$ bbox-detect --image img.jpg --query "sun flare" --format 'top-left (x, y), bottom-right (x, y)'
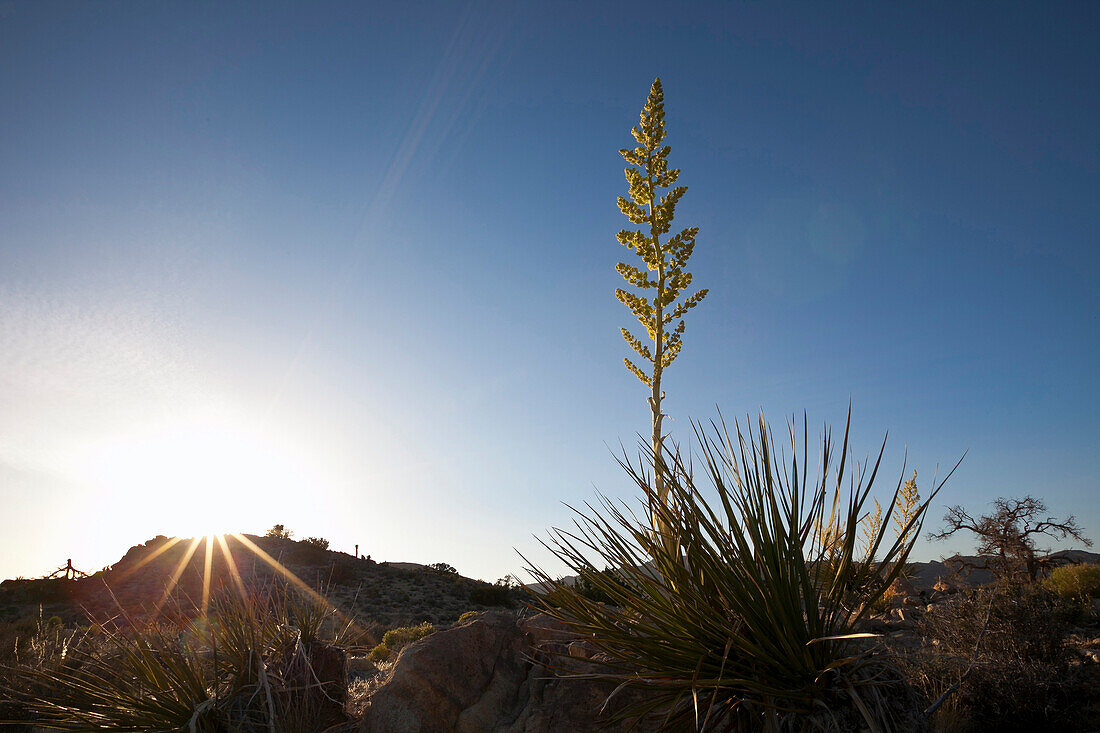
top-left (74, 406), bottom-right (320, 540)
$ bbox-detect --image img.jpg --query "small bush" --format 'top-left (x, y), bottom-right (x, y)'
top-left (367, 622), bottom-right (435, 663)
top-left (573, 567), bottom-right (629, 604)
top-left (426, 563), bottom-right (457, 575)
top-left (469, 584), bottom-right (514, 608)
top-left (301, 536), bottom-right (330, 551)
top-left (457, 611), bottom-right (480, 624)
top-left (367, 643), bottom-right (392, 663)
top-left (265, 523), bottom-right (294, 539)
top-left (381, 621), bottom-right (434, 649)
top-left (1045, 563), bottom-right (1100, 600)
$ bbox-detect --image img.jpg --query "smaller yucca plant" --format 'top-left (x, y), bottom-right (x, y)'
top-left (527, 409), bottom-right (960, 732)
top-left (7, 585), bottom-right (355, 732)
top-left (13, 620), bottom-right (221, 731)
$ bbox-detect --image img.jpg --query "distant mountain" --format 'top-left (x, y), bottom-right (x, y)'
top-left (906, 549), bottom-right (1100, 588)
top-left (0, 534), bottom-right (511, 628)
top-left (528, 549), bottom-right (1100, 594)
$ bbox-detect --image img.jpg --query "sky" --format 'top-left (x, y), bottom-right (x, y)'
top-left (0, 1), bottom-right (1097, 583)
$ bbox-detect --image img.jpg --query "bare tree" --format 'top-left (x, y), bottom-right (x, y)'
top-left (930, 495), bottom-right (1092, 581)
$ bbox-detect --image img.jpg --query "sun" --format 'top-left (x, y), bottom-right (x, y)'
top-left (76, 406), bottom-right (316, 540)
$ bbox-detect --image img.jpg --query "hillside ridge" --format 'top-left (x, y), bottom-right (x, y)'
top-left (0, 534), bottom-right (508, 628)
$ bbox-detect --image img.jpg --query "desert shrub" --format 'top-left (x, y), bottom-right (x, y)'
top-left (527, 411), bottom-right (956, 731)
top-left (265, 523), bottom-right (294, 539)
top-left (470, 575), bottom-right (525, 607)
top-left (367, 621), bottom-right (435, 663)
top-left (905, 582), bottom-right (1097, 731)
top-left (381, 621), bottom-right (434, 649)
top-left (367, 643), bottom-right (392, 663)
top-left (572, 567), bottom-right (631, 604)
top-left (1045, 563), bottom-right (1100, 600)
top-left (427, 562), bottom-right (457, 575)
top-left (468, 585), bottom-right (512, 607)
top-left (287, 537), bottom-right (332, 564)
top-left (457, 610), bottom-right (480, 624)
top-left (469, 577), bottom-right (519, 608)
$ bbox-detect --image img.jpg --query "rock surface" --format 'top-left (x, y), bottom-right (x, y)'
top-left (360, 611), bottom-right (658, 733)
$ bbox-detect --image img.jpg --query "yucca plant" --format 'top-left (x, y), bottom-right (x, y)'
top-left (527, 410), bottom-right (960, 732)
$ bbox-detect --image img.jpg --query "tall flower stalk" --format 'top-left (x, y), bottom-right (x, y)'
top-left (615, 78), bottom-right (707, 548)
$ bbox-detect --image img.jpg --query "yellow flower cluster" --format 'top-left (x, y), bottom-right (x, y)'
top-left (615, 78), bottom-right (708, 390)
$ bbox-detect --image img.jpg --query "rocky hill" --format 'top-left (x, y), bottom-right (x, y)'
top-left (0, 534), bottom-right (513, 629)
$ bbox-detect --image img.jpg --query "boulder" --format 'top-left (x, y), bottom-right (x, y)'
top-left (887, 576), bottom-right (919, 606)
top-left (567, 641), bottom-right (591, 659)
top-left (889, 607), bottom-right (908, 623)
top-left (863, 616), bottom-right (891, 634)
top-left (359, 611), bottom-right (658, 732)
top-left (348, 655), bottom-right (377, 677)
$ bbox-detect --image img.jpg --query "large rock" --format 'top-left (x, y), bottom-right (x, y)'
top-left (360, 611), bottom-right (658, 732)
top-left (887, 576), bottom-right (920, 606)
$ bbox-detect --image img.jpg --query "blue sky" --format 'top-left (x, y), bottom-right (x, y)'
top-left (1, 1), bottom-right (1096, 582)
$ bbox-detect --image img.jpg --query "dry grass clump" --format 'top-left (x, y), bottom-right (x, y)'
top-left (903, 581), bottom-right (1100, 732)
